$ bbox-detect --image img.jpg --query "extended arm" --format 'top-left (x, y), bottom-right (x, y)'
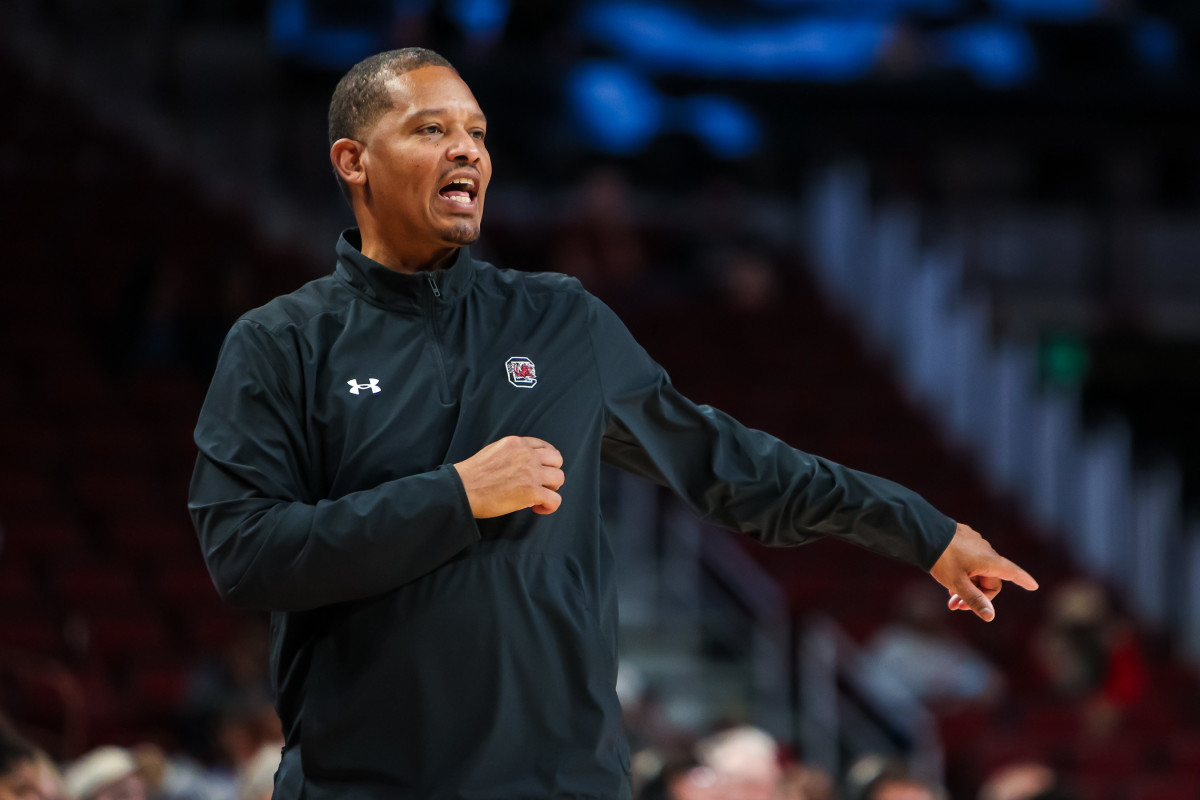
top-left (589, 295), bottom-right (1036, 616)
top-left (590, 296), bottom-right (953, 568)
top-left (188, 319), bottom-right (481, 612)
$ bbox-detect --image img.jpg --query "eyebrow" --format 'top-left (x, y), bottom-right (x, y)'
top-left (409, 107), bottom-right (488, 124)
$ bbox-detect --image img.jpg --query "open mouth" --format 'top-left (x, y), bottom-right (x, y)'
top-left (438, 177), bottom-right (478, 206)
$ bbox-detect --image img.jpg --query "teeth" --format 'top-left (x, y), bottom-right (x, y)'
top-left (446, 195), bottom-right (472, 204)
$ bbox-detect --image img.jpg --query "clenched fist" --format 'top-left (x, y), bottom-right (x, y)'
top-left (454, 436), bottom-right (565, 518)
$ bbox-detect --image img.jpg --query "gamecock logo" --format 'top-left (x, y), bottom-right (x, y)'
top-left (505, 357), bottom-right (537, 389)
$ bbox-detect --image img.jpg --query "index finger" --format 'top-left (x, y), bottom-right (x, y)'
top-left (973, 557), bottom-right (1039, 592)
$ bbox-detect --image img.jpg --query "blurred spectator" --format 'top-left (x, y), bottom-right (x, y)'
top-left (638, 757), bottom-right (718, 800)
top-left (232, 743), bottom-right (279, 800)
top-left (181, 620), bottom-right (272, 762)
top-left (777, 764), bottom-right (837, 800)
top-left (1032, 579), bottom-right (1147, 735)
top-left (129, 744), bottom-right (217, 800)
top-left (0, 724), bottom-right (65, 800)
top-left (215, 700), bottom-right (278, 769)
top-left (618, 662), bottom-right (688, 763)
top-left (63, 747), bottom-right (146, 800)
top-left (551, 167), bottom-right (676, 312)
top-left (1034, 581), bottom-right (1110, 696)
top-left (694, 725), bottom-right (781, 800)
top-left (715, 249), bottom-right (782, 313)
top-left (862, 775), bottom-right (943, 800)
top-left (845, 758), bottom-right (945, 800)
top-left (861, 583), bottom-right (1003, 712)
top-left (32, 754), bottom-right (65, 800)
top-left (977, 762), bottom-right (1078, 800)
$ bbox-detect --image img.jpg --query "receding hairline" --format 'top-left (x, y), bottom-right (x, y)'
top-left (328, 49), bottom-right (461, 146)
top-left (353, 71), bottom-right (488, 137)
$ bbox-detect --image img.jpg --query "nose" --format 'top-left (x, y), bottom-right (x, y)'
top-left (446, 127), bottom-right (483, 163)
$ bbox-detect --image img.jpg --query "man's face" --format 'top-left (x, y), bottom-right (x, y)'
top-left (358, 65), bottom-right (491, 252)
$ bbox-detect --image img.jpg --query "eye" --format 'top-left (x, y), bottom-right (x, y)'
top-left (418, 124), bottom-right (441, 135)
top-left (471, 129), bottom-right (487, 142)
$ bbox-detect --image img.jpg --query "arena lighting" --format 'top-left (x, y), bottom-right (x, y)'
top-left (676, 95), bottom-right (762, 159)
top-left (1132, 18), bottom-right (1181, 75)
top-left (990, 0), bottom-right (1100, 22)
top-left (934, 22), bottom-right (1036, 88)
top-left (268, 0), bottom-right (382, 69)
top-left (567, 62), bottom-right (765, 158)
top-left (446, 0), bottom-right (511, 38)
top-left (1040, 333), bottom-right (1090, 388)
top-left (580, 2), bottom-right (890, 81)
top-left (579, 0), bottom-right (1039, 87)
top-left (567, 62), bottom-right (664, 155)
top-left (751, 0), bottom-right (964, 13)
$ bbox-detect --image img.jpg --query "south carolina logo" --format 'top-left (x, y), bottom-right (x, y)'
top-left (505, 356), bottom-right (537, 389)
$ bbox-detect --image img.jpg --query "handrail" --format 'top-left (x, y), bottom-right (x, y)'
top-left (797, 616), bottom-right (943, 783)
top-left (611, 470), bottom-right (792, 740)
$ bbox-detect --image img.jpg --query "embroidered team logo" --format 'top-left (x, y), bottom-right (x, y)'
top-left (347, 378), bottom-right (381, 395)
top-left (505, 356), bottom-right (537, 389)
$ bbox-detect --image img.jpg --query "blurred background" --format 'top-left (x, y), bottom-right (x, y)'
top-left (2, 1), bottom-right (1200, 799)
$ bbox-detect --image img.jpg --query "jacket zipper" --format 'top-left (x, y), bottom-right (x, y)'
top-left (426, 275), bottom-right (451, 403)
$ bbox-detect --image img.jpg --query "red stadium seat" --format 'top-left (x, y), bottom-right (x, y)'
top-left (56, 562), bottom-right (143, 609)
top-left (0, 516), bottom-right (91, 560)
top-left (0, 612), bottom-right (61, 655)
top-left (110, 514), bottom-right (198, 562)
top-left (74, 468), bottom-right (161, 518)
top-left (128, 662), bottom-right (191, 714)
top-left (1128, 775), bottom-right (1200, 800)
top-left (1071, 737), bottom-right (1143, 781)
top-left (153, 563), bottom-right (223, 613)
top-left (72, 610), bottom-right (171, 664)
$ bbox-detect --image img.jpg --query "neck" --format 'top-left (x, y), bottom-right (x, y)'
top-left (357, 219), bottom-right (457, 274)
top-left (362, 239), bottom-right (457, 274)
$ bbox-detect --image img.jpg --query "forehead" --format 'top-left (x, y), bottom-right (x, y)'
top-left (382, 66), bottom-right (484, 120)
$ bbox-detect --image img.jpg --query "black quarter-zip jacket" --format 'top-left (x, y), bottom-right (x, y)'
top-left (189, 230), bottom-right (956, 800)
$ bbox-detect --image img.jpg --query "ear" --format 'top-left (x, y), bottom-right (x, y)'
top-left (330, 138), bottom-right (368, 189)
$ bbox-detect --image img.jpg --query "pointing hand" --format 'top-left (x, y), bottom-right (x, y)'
top-left (929, 523), bottom-right (1039, 622)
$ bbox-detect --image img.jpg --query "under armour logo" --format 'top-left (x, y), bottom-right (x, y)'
top-left (347, 378), bottom-right (381, 395)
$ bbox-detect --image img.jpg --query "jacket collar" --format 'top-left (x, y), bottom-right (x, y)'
top-left (334, 229), bottom-right (475, 307)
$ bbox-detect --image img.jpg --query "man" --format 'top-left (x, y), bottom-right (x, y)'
top-left (189, 47), bottom-right (1037, 799)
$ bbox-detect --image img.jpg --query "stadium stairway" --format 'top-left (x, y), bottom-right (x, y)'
top-left (614, 280), bottom-right (1200, 798)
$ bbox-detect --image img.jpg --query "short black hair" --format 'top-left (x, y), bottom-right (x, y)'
top-left (0, 725), bottom-right (37, 777)
top-left (327, 47), bottom-right (458, 201)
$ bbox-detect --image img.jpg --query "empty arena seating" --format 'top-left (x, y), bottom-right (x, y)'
top-left (3, 48), bottom-right (1200, 799)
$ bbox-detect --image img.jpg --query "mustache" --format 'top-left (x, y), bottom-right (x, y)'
top-left (439, 167), bottom-right (482, 183)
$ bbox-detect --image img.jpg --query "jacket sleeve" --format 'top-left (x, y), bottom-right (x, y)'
top-left (188, 319), bottom-right (481, 612)
top-left (587, 295), bottom-right (955, 571)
